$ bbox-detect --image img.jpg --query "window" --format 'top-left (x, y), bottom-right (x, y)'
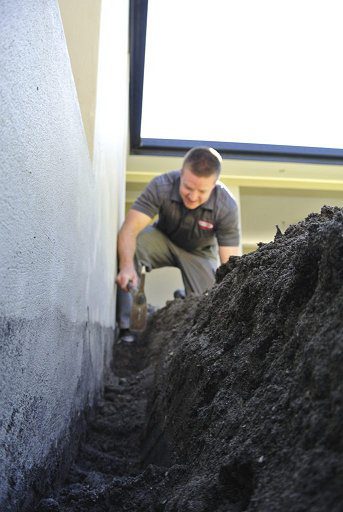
top-left (130, 0), bottom-right (343, 164)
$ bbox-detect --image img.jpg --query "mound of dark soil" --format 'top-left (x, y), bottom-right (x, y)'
top-left (143, 205), bottom-right (343, 511)
top-left (35, 206), bottom-right (343, 512)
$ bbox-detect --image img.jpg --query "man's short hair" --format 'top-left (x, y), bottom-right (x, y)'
top-left (182, 147), bottom-right (222, 177)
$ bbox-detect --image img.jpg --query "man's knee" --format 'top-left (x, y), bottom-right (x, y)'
top-left (136, 227), bottom-right (172, 270)
top-left (135, 227), bottom-right (155, 270)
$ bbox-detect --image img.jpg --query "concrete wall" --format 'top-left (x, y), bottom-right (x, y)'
top-left (0, 0), bottom-right (128, 510)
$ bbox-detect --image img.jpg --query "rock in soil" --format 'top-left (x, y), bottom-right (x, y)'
top-left (35, 206), bottom-right (343, 511)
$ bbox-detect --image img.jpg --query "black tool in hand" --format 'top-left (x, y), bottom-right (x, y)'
top-left (128, 266), bottom-right (147, 332)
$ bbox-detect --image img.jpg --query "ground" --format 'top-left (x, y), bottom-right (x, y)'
top-left (34, 206), bottom-right (343, 512)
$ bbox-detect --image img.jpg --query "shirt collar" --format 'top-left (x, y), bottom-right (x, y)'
top-left (203, 191), bottom-right (215, 210)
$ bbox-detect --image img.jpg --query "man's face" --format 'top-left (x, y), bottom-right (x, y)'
top-left (179, 166), bottom-right (217, 210)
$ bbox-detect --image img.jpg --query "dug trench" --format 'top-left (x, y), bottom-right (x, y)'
top-left (34, 206), bottom-right (342, 512)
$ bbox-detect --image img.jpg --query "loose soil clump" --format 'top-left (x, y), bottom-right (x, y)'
top-left (35, 206), bottom-right (343, 511)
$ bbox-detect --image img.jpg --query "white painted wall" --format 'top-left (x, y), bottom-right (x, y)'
top-left (0, 0), bottom-right (128, 509)
top-left (91, 0), bottom-right (129, 325)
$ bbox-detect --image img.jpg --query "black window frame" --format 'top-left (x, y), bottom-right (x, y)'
top-left (129, 0), bottom-right (343, 165)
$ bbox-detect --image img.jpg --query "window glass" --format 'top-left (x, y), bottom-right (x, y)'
top-left (141, 0), bottom-right (342, 150)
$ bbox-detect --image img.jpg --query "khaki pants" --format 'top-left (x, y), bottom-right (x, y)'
top-left (117, 226), bottom-right (217, 329)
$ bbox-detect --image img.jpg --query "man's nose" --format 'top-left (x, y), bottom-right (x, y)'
top-left (188, 192), bottom-right (197, 201)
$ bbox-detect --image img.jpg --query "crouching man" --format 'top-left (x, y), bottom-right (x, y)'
top-left (116, 147), bottom-right (241, 342)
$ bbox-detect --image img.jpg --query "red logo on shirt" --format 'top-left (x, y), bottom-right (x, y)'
top-left (198, 220), bottom-right (214, 230)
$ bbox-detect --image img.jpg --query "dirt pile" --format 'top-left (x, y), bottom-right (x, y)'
top-left (143, 205), bottom-right (343, 511)
top-left (35, 206), bottom-right (343, 511)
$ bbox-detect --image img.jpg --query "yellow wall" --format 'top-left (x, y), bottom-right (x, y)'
top-left (58, 0), bottom-right (101, 159)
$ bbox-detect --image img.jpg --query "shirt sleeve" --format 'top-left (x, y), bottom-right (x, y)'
top-left (131, 176), bottom-right (162, 218)
top-left (215, 194), bottom-right (241, 247)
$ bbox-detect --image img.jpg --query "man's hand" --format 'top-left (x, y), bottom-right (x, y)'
top-left (218, 245), bottom-right (241, 264)
top-left (116, 265), bottom-right (138, 291)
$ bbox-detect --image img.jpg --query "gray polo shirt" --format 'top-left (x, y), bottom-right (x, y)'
top-left (131, 170), bottom-right (240, 253)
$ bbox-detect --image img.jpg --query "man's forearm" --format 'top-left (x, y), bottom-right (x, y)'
top-left (116, 209), bottom-right (152, 290)
top-left (118, 225), bottom-right (137, 270)
top-left (116, 225), bottom-right (139, 289)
